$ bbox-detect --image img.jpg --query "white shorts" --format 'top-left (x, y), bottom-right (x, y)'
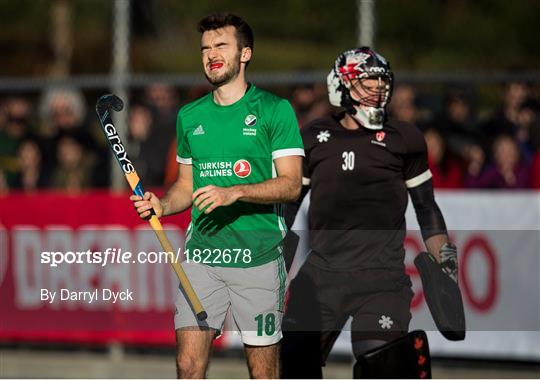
top-left (174, 257), bottom-right (287, 346)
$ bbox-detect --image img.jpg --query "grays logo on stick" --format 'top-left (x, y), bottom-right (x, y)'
top-left (103, 123), bottom-right (135, 173)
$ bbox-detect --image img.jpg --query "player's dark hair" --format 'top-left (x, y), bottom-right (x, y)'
top-left (197, 13), bottom-right (254, 66)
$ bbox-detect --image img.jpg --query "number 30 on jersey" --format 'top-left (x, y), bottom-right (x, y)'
top-left (342, 151), bottom-right (355, 171)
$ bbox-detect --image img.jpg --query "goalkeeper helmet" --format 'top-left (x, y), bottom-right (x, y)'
top-left (328, 47), bottom-right (393, 130)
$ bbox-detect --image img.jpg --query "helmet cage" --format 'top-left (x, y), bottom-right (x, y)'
top-left (328, 47), bottom-right (393, 129)
top-left (346, 75), bottom-right (393, 109)
top-left (336, 51), bottom-right (393, 108)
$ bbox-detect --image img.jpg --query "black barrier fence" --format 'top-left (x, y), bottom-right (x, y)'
top-left (2, 71), bottom-right (540, 91)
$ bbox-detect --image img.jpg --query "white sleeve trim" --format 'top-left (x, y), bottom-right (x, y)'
top-left (272, 148), bottom-right (305, 160)
top-left (405, 169), bottom-right (432, 188)
top-left (176, 155), bottom-right (192, 165)
top-left (302, 177), bottom-right (311, 186)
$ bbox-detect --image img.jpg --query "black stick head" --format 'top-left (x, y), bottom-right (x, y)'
top-left (96, 94), bottom-right (124, 114)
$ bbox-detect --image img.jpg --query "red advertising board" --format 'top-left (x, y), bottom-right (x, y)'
top-left (1, 191), bottom-right (539, 361)
top-left (0, 191), bottom-right (192, 346)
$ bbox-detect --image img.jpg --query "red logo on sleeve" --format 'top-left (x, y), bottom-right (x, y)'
top-left (376, 131), bottom-right (385, 141)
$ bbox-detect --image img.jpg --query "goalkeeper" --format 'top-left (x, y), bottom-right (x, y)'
top-left (281, 47), bottom-right (461, 378)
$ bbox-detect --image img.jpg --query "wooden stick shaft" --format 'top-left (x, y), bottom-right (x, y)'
top-left (148, 216), bottom-right (205, 316)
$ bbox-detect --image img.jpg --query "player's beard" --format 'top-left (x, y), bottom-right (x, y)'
top-left (205, 51), bottom-right (241, 87)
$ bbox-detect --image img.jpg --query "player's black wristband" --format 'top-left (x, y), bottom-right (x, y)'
top-left (408, 179), bottom-right (447, 240)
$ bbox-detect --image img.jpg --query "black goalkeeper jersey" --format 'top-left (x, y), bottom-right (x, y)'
top-left (302, 113), bottom-right (431, 272)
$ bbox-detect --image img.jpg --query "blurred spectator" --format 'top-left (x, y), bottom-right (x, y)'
top-left (0, 97), bottom-right (34, 181)
top-left (439, 89), bottom-right (477, 143)
top-left (489, 81), bottom-right (529, 133)
top-left (481, 81), bottom-right (530, 155)
top-left (144, 83), bottom-right (179, 128)
top-left (10, 138), bottom-right (49, 191)
top-left (291, 84), bottom-right (317, 127)
top-left (39, 87), bottom-right (109, 187)
top-left (39, 87), bottom-right (87, 136)
top-left (465, 134), bottom-right (530, 189)
top-left (39, 87), bottom-right (87, 161)
top-left (128, 104), bottom-right (168, 186)
top-left (432, 89), bottom-right (485, 179)
top-left (140, 83), bottom-right (179, 186)
top-left (3, 97), bottom-right (33, 137)
top-left (388, 84), bottom-right (419, 125)
top-left (291, 83), bottom-right (333, 127)
top-left (424, 128), bottom-right (463, 188)
top-left (50, 134), bottom-right (95, 192)
top-left (130, 105), bottom-right (153, 142)
top-left (514, 98), bottom-right (540, 161)
top-left (305, 98), bottom-right (333, 122)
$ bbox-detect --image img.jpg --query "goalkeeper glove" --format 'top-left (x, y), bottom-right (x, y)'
top-left (439, 242), bottom-right (458, 283)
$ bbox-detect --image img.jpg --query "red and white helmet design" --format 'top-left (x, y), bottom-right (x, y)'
top-left (328, 47), bottom-right (394, 130)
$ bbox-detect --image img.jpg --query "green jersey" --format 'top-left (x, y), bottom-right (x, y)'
top-left (176, 84), bottom-right (304, 267)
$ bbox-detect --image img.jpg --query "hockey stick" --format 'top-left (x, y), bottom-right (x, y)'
top-left (96, 94), bottom-right (207, 321)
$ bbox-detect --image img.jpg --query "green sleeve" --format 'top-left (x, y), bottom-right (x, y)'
top-left (270, 99), bottom-right (305, 160)
top-left (176, 110), bottom-right (192, 164)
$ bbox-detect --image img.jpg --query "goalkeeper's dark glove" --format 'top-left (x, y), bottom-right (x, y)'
top-left (439, 242), bottom-right (458, 283)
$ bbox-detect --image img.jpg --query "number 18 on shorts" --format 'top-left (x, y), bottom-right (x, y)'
top-left (174, 257), bottom-right (287, 346)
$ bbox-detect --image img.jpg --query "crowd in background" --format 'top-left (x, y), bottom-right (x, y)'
top-left (389, 82), bottom-right (540, 189)
top-left (0, 80), bottom-right (539, 194)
